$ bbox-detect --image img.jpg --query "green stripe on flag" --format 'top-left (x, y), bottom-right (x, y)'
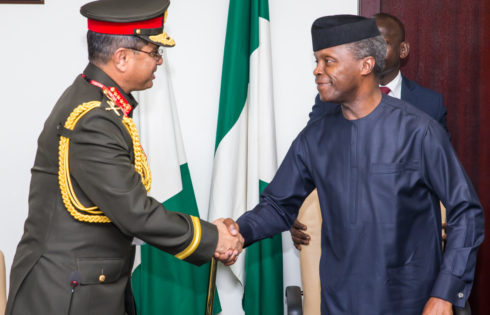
top-left (215, 0), bottom-right (260, 150)
top-left (132, 164), bottom-right (221, 315)
top-left (243, 180), bottom-right (283, 314)
top-left (163, 164), bottom-right (203, 212)
top-left (243, 235), bottom-right (284, 314)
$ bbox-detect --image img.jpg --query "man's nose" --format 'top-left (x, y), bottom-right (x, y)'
top-left (313, 64), bottom-right (323, 76)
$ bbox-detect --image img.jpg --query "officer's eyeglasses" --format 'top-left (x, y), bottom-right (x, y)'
top-left (126, 46), bottom-right (164, 61)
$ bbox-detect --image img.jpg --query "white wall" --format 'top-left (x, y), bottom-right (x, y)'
top-left (0, 0), bottom-right (91, 292)
top-left (0, 0), bottom-right (357, 313)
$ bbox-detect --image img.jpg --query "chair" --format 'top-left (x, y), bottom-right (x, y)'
top-left (285, 193), bottom-right (471, 315)
top-left (292, 190), bottom-right (322, 315)
top-left (0, 250), bottom-right (6, 315)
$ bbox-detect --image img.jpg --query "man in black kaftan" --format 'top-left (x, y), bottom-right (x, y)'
top-left (236, 15), bottom-right (484, 315)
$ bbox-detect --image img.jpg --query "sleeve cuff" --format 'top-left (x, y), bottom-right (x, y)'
top-left (430, 272), bottom-right (468, 308)
top-left (182, 218), bottom-right (218, 266)
top-left (237, 216), bottom-right (254, 247)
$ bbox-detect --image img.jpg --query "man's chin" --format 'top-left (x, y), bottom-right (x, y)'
top-left (317, 85), bottom-right (336, 102)
top-left (132, 82), bottom-right (154, 92)
top-left (317, 92), bottom-right (336, 103)
top-left (142, 81), bottom-right (155, 90)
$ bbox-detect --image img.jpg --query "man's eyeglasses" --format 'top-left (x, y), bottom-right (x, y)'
top-left (126, 46), bottom-right (164, 61)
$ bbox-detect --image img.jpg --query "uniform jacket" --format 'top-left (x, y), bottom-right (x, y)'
top-left (6, 64), bottom-right (218, 315)
top-left (237, 95), bottom-right (484, 314)
top-left (309, 75), bottom-right (448, 132)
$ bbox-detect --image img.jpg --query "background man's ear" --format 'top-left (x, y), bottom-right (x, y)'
top-left (400, 41), bottom-right (410, 60)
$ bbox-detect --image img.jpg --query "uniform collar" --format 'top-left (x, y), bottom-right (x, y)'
top-left (83, 63), bottom-right (139, 113)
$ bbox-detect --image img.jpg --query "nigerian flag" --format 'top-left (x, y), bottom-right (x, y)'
top-left (208, 0), bottom-right (283, 314)
top-left (131, 50), bottom-right (220, 315)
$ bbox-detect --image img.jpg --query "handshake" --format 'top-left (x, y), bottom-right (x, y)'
top-left (212, 218), bottom-right (244, 266)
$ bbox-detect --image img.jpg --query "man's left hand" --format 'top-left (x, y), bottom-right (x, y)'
top-left (422, 297), bottom-right (453, 315)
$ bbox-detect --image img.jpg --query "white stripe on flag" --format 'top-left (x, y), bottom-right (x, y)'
top-left (133, 49), bottom-right (186, 202)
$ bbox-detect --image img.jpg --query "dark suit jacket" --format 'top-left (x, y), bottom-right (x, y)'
top-left (309, 75), bottom-right (448, 133)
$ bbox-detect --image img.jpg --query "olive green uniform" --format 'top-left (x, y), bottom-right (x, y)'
top-left (6, 63), bottom-right (218, 315)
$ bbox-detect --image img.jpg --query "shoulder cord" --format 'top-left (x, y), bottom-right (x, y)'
top-left (58, 101), bottom-right (151, 223)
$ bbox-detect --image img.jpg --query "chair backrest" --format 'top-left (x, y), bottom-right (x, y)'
top-left (0, 250), bottom-right (6, 315)
top-left (297, 189), bottom-right (322, 315)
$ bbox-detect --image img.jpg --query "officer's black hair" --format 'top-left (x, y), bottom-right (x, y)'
top-left (87, 31), bottom-right (148, 65)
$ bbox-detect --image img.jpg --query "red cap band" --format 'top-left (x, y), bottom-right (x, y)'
top-left (87, 16), bottom-right (163, 35)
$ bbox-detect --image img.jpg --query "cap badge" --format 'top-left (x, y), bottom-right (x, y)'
top-left (149, 32), bottom-right (175, 47)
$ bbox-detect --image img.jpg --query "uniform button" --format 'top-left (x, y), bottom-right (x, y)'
top-left (457, 292), bottom-right (464, 299)
top-left (99, 274), bottom-right (106, 283)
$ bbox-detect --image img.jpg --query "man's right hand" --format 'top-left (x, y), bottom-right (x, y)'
top-left (213, 218), bottom-right (244, 266)
top-left (290, 219), bottom-right (310, 250)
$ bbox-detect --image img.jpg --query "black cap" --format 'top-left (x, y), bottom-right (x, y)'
top-left (311, 15), bottom-right (380, 52)
top-left (81, 0), bottom-right (175, 47)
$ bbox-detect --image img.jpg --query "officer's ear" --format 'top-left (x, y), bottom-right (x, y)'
top-left (112, 48), bottom-right (131, 72)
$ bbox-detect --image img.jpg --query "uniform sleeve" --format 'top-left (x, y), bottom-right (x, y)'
top-left (237, 133), bottom-right (316, 246)
top-left (420, 120), bottom-right (484, 307)
top-left (68, 109), bottom-right (217, 266)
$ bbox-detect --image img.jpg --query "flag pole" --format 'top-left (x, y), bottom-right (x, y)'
top-left (205, 257), bottom-right (218, 315)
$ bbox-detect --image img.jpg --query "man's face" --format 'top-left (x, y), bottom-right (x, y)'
top-left (314, 44), bottom-right (364, 103)
top-left (126, 43), bottom-right (163, 91)
top-left (376, 18), bottom-right (404, 78)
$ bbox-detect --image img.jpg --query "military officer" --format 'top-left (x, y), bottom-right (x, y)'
top-left (6, 1), bottom-right (242, 314)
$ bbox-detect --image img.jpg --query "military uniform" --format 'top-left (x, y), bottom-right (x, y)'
top-left (6, 1), bottom-right (217, 314)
